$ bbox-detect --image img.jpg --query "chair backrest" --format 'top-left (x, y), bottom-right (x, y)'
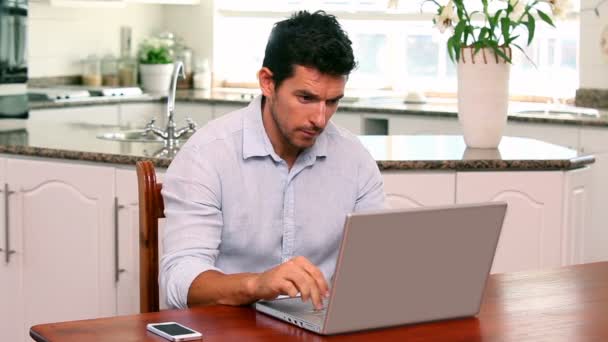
top-left (136, 160), bottom-right (165, 313)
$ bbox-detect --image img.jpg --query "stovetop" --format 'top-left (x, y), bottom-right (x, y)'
top-left (28, 85), bottom-right (144, 102)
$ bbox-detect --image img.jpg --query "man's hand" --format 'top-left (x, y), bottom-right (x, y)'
top-left (246, 256), bottom-right (329, 310)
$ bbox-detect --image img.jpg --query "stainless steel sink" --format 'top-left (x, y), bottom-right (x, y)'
top-left (514, 108), bottom-right (599, 118)
top-left (97, 130), bottom-right (194, 142)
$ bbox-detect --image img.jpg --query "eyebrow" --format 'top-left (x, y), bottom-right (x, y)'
top-left (294, 90), bottom-right (344, 102)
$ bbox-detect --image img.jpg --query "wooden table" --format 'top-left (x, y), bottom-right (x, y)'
top-left (31, 262), bottom-right (608, 341)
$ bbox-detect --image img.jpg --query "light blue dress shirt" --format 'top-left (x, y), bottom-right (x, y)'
top-left (160, 96), bottom-right (386, 309)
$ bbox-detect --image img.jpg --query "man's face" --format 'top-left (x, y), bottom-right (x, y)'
top-left (263, 65), bottom-right (346, 152)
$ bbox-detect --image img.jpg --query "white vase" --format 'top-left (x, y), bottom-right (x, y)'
top-left (139, 63), bottom-right (174, 93)
top-left (457, 47), bottom-right (511, 148)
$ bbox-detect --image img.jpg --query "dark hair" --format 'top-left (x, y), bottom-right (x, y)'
top-left (262, 10), bottom-right (356, 89)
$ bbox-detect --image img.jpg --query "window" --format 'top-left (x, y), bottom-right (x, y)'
top-left (214, 0), bottom-right (581, 99)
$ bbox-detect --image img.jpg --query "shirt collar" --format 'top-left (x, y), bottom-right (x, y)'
top-left (242, 95), bottom-right (330, 161)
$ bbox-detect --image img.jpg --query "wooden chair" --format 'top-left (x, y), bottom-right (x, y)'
top-left (136, 160), bottom-right (164, 313)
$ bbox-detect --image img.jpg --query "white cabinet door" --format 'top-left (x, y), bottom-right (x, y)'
top-left (118, 103), bottom-right (165, 129)
top-left (456, 171), bottom-right (564, 274)
top-left (389, 115), bottom-right (462, 136)
top-left (174, 102), bottom-right (214, 128)
top-left (505, 122), bottom-right (580, 150)
top-left (115, 167), bottom-right (167, 315)
top-left (561, 167), bottom-right (592, 265)
top-left (331, 112), bottom-right (362, 135)
top-left (115, 168), bottom-right (140, 316)
top-left (213, 103), bottom-right (244, 118)
top-left (0, 157), bottom-right (22, 342)
top-left (382, 171), bottom-right (456, 209)
top-left (579, 128), bottom-right (608, 262)
top-left (6, 158), bottom-right (116, 342)
top-left (29, 105), bottom-right (120, 125)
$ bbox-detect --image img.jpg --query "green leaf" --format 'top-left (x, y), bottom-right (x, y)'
top-left (447, 36), bottom-right (455, 62)
top-left (505, 34), bottom-right (520, 45)
top-left (454, 20), bottom-right (466, 43)
top-left (536, 9), bottom-right (555, 27)
top-left (493, 9), bottom-right (503, 26)
top-left (526, 14), bottom-right (536, 45)
top-left (478, 27), bottom-right (488, 42)
top-left (492, 46), bottom-right (512, 64)
top-left (501, 17), bottom-right (511, 46)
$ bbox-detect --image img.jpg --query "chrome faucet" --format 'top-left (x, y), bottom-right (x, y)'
top-left (143, 61), bottom-right (198, 148)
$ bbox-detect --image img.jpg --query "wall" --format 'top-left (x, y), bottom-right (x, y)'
top-left (580, 0), bottom-right (608, 89)
top-left (28, 2), bottom-right (164, 77)
top-left (162, 1), bottom-right (214, 73)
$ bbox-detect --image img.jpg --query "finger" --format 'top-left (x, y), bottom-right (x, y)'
top-left (285, 267), bottom-right (323, 310)
top-left (293, 257), bottom-right (330, 297)
top-left (308, 278), bottom-right (323, 310)
top-left (285, 270), bottom-right (312, 302)
top-left (278, 280), bottom-right (299, 298)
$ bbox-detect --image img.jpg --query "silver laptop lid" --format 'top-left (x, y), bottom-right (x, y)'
top-left (322, 202), bottom-right (507, 334)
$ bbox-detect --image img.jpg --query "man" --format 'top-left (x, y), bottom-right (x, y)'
top-left (161, 10), bottom-right (385, 311)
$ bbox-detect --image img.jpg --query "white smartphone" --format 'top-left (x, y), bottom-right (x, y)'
top-left (146, 322), bottom-right (203, 341)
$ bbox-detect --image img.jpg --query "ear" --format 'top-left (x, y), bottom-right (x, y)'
top-left (258, 67), bottom-right (275, 98)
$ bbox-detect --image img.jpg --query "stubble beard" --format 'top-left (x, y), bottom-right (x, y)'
top-left (270, 100), bottom-right (310, 151)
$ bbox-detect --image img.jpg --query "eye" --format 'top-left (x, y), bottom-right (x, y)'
top-left (327, 99), bottom-right (340, 106)
top-left (298, 95), bottom-right (314, 103)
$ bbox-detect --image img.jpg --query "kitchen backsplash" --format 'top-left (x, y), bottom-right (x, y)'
top-left (580, 0), bottom-right (608, 90)
top-left (28, 2), bottom-right (164, 78)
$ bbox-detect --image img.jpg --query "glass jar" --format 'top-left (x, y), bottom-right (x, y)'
top-left (82, 55), bottom-right (102, 87)
top-left (101, 54), bottom-right (119, 87)
top-left (118, 57), bottom-right (138, 87)
top-left (173, 40), bottom-right (193, 89)
top-left (193, 58), bottom-right (212, 90)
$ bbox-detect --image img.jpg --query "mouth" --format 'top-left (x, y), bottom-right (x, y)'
top-left (299, 128), bottom-right (319, 138)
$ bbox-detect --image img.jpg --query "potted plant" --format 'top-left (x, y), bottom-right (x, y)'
top-left (429, 0), bottom-right (572, 148)
top-left (138, 37), bottom-right (174, 93)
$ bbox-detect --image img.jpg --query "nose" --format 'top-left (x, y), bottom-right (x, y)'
top-left (311, 102), bottom-right (327, 128)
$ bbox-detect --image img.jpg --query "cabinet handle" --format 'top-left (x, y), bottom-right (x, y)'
top-left (114, 197), bottom-right (126, 282)
top-left (1, 184), bottom-right (16, 264)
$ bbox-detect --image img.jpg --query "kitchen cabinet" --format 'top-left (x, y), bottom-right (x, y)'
top-left (389, 115), bottom-right (462, 136)
top-left (0, 157), bottom-right (21, 342)
top-left (119, 103), bottom-right (165, 129)
top-left (456, 169), bottom-right (590, 274)
top-left (115, 168), bottom-right (140, 316)
top-left (174, 102), bottom-right (213, 129)
top-left (561, 167), bottom-right (593, 265)
top-left (383, 171), bottom-right (455, 208)
top-left (213, 103), bottom-right (245, 118)
top-left (0, 157), bottom-right (116, 342)
top-left (29, 103), bottom-right (165, 128)
top-left (332, 112), bottom-right (363, 135)
top-left (579, 128), bottom-right (608, 263)
top-left (29, 105), bottom-right (120, 125)
top-left (504, 122), bottom-right (580, 151)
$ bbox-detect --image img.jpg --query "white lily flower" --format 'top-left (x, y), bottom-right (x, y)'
top-left (433, 0), bottom-right (459, 33)
top-left (508, 0), bottom-right (527, 22)
top-left (548, 0), bottom-right (572, 19)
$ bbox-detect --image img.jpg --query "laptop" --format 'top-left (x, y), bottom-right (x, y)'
top-left (254, 202), bottom-right (507, 335)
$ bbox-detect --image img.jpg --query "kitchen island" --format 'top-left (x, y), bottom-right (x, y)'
top-left (0, 120), bottom-right (596, 342)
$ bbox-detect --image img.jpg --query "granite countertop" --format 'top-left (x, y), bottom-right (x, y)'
top-left (28, 89), bottom-right (608, 128)
top-left (0, 121), bottom-right (594, 170)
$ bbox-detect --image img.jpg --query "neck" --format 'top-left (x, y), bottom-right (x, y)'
top-left (261, 97), bottom-right (299, 168)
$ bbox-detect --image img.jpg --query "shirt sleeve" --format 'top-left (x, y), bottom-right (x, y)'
top-left (353, 148), bottom-right (387, 212)
top-left (160, 144), bottom-right (224, 309)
